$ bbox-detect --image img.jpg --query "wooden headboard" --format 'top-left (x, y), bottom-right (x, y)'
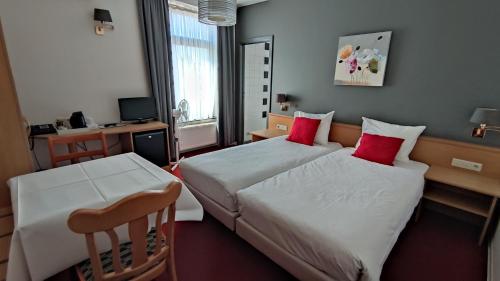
top-left (268, 113), bottom-right (500, 178)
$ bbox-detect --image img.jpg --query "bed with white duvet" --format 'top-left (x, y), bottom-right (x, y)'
top-left (237, 148), bottom-right (429, 281)
top-left (180, 135), bottom-right (342, 228)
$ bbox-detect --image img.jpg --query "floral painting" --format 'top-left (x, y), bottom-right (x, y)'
top-left (334, 31), bottom-right (392, 87)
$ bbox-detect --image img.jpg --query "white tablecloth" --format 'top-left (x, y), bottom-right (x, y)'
top-left (6, 153), bottom-right (203, 281)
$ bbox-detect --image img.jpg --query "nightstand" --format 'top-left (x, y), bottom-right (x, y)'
top-left (249, 128), bottom-right (288, 142)
top-left (418, 165), bottom-right (500, 245)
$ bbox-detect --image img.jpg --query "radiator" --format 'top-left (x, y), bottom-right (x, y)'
top-left (179, 122), bottom-right (218, 152)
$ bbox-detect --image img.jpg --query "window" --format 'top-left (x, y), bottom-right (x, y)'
top-left (169, 6), bottom-right (218, 123)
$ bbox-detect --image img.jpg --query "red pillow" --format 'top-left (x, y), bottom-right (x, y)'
top-left (352, 133), bottom-right (404, 166)
top-left (286, 117), bottom-right (321, 146)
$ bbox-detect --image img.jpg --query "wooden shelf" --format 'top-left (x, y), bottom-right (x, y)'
top-left (422, 165), bottom-right (500, 246)
top-left (425, 166), bottom-right (500, 197)
top-left (423, 188), bottom-right (490, 217)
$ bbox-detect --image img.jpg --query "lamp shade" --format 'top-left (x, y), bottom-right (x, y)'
top-left (94, 9), bottom-right (112, 22)
top-left (198, 0), bottom-right (236, 26)
top-left (276, 94), bottom-right (287, 103)
top-left (470, 108), bottom-right (500, 125)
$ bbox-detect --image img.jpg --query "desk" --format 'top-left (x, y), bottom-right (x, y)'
top-left (35, 122), bottom-right (170, 169)
top-left (6, 153), bottom-right (203, 281)
top-left (421, 166), bottom-right (500, 245)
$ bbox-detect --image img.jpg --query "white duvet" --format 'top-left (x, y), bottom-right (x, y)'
top-left (237, 148), bottom-right (428, 281)
top-left (181, 136), bottom-right (342, 211)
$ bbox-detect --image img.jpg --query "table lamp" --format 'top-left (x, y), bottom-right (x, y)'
top-left (276, 93), bottom-right (289, 111)
top-left (470, 108), bottom-right (500, 138)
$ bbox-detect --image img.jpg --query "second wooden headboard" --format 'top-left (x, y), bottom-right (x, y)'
top-left (268, 113), bottom-right (500, 178)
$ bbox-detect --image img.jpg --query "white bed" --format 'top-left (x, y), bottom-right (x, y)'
top-left (237, 148), bottom-right (429, 281)
top-left (180, 136), bottom-right (342, 229)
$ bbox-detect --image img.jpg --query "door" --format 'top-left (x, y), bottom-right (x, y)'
top-left (241, 37), bottom-right (273, 142)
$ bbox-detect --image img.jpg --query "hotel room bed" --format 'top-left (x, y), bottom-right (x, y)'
top-left (180, 135), bottom-right (342, 229)
top-left (236, 148), bottom-right (429, 281)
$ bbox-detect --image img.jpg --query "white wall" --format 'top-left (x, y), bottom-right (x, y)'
top-left (0, 0), bottom-right (149, 125)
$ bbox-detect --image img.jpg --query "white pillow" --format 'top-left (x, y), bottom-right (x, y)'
top-left (357, 117), bottom-right (426, 162)
top-left (294, 110), bottom-right (334, 145)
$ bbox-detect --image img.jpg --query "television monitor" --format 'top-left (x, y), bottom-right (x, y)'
top-left (118, 97), bottom-right (158, 122)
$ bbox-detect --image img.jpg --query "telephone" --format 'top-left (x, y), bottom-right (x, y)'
top-left (30, 124), bottom-right (57, 136)
top-left (69, 111), bottom-right (87, 129)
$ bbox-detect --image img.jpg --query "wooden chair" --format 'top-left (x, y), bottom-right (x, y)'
top-left (67, 181), bottom-right (182, 281)
top-left (47, 132), bottom-right (109, 168)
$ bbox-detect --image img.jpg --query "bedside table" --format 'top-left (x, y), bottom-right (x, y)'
top-left (250, 128), bottom-right (288, 142)
top-left (419, 165), bottom-right (500, 245)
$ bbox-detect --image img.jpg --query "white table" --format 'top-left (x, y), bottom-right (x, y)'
top-left (6, 153), bottom-right (203, 281)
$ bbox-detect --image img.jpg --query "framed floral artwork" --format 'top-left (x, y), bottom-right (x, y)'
top-left (334, 31), bottom-right (392, 87)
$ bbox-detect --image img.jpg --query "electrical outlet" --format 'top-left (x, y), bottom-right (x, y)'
top-left (276, 124), bottom-right (288, 131)
top-left (451, 158), bottom-right (483, 172)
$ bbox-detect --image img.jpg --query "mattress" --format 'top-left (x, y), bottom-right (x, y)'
top-left (180, 136), bottom-right (342, 212)
top-left (237, 148), bottom-right (428, 281)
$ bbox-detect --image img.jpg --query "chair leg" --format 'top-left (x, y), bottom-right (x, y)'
top-left (168, 245), bottom-right (178, 281)
top-left (75, 266), bottom-right (86, 281)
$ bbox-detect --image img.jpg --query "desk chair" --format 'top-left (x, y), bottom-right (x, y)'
top-left (47, 132), bottom-right (109, 168)
top-left (67, 181), bottom-right (181, 281)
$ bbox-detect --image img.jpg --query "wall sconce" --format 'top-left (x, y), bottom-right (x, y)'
top-left (94, 9), bottom-right (114, 35)
top-left (276, 93), bottom-right (290, 111)
top-left (470, 108), bottom-right (500, 138)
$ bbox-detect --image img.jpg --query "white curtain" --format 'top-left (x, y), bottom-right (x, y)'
top-left (169, 7), bottom-right (218, 122)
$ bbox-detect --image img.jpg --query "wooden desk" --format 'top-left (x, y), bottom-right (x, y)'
top-left (35, 121), bottom-right (168, 138)
top-left (250, 128), bottom-right (288, 142)
top-left (35, 122), bottom-right (170, 168)
top-left (421, 165), bottom-right (500, 245)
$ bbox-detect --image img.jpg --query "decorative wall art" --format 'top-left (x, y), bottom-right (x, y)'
top-left (334, 31), bottom-right (392, 86)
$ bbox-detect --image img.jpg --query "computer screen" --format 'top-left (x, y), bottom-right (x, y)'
top-left (118, 97), bottom-right (158, 122)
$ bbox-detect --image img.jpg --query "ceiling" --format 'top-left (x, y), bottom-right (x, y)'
top-left (176, 0), bottom-right (268, 8)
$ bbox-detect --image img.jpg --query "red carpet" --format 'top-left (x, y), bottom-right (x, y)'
top-left (162, 211), bottom-right (486, 281)
top-left (381, 210), bottom-right (487, 281)
top-left (48, 209), bottom-right (487, 281)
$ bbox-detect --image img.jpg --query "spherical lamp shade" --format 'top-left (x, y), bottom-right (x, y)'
top-left (198, 0), bottom-right (237, 26)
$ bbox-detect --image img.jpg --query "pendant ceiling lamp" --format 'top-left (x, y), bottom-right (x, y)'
top-left (198, 0), bottom-right (237, 26)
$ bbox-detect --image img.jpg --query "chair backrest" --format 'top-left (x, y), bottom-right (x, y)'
top-left (68, 181), bottom-right (182, 281)
top-left (47, 132), bottom-right (109, 168)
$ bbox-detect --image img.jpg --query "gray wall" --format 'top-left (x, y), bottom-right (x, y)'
top-left (237, 0), bottom-right (500, 146)
top-left (0, 0), bottom-right (149, 124)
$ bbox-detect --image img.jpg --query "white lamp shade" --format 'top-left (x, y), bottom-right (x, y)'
top-left (198, 0), bottom-right (237, 26)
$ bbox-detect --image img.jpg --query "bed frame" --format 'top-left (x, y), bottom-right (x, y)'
top-left (183, 181), bottom-right (239, 230)
top-left (235, 217), bottom-right (343, 281)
